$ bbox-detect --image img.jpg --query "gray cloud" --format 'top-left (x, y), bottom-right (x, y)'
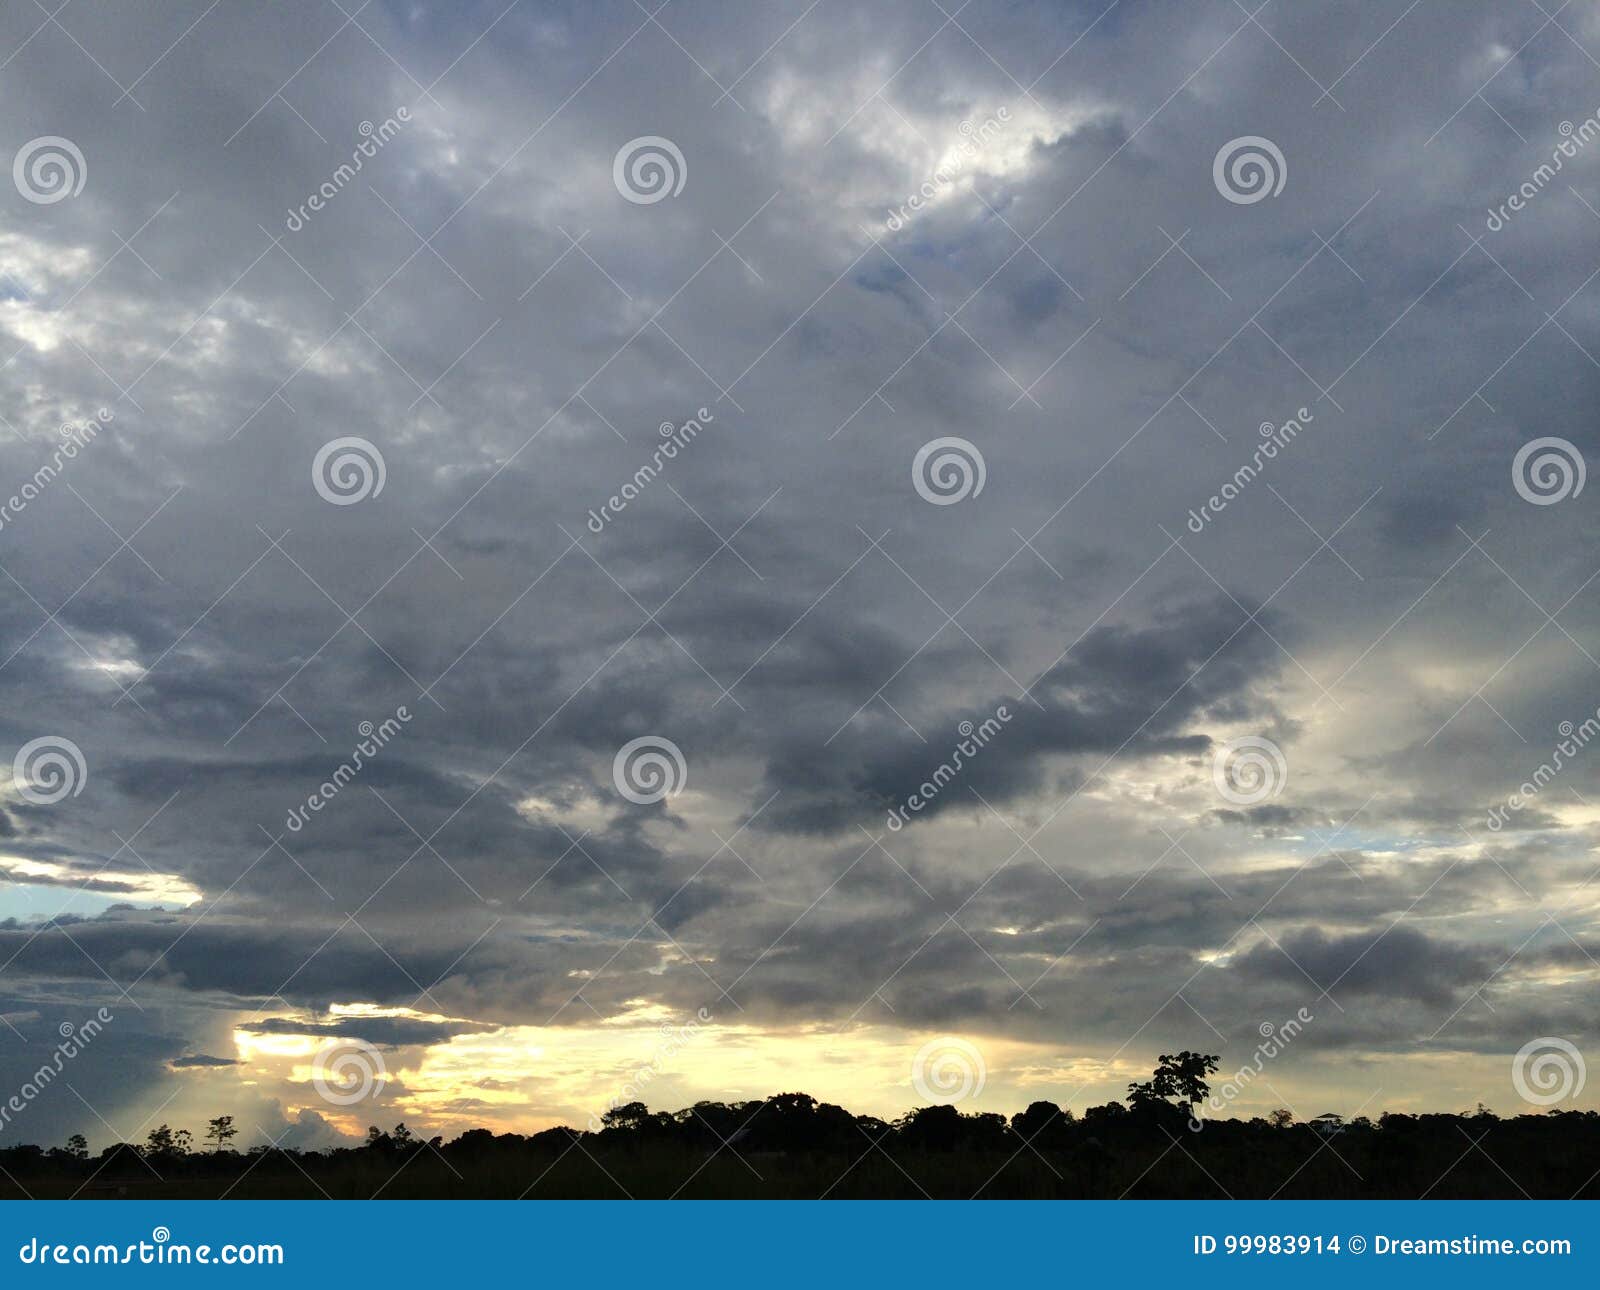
top-left (237, 1016), bottom-right (493, 1047)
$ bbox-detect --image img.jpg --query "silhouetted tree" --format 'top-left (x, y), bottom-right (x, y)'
top-left (966, 1112), bottom-right (1011, 1152)
top-left (897, 1104), bottom-right (963, 1151)
top-left (450, 1128), bottom-right (497, 1161)
top-left (601, 1102), bottom-right (650, 1130)
top-left (143, 1124), bottom-right (183, 1158)
top-left (8, 1062), bottom-right (1588, 1200)
top-left (1011, 1100), bottom-right (1071, 1147)
top-left (205, 1116), bottom-right (237, 1152)
top-left (1127, 1051), bottom-right (1219, 1116)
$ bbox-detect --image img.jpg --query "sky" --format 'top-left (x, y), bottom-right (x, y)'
top-left (1, 0), bottom-right (1599, 1154)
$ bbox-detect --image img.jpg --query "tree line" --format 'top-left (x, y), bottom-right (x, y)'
top-left (2, 1051), bottom-right (1592, 1198)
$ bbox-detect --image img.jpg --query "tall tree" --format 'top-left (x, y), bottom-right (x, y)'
top-left (144, 1124), bottom-right (177, 1156)
top-left (1127, 1051), bottom-right (1219, 1114)
top-left (205, 1116), bottom-right (238, 1153)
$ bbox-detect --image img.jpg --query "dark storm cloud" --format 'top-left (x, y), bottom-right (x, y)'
top-left (1209, 804), bottom-right (1320, 829)
top-left (0, 915), bottom-right (512, 1013)
top-left (762, 595), bottom-right (1286, 832)
top-left (1232, 926), bottom-right (1496, 1008)
top-left (238, 1016), bottom-right (492, 1046)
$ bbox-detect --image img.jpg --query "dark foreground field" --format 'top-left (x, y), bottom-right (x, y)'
top-left (3, 1097), bottom-right (1595, 1199)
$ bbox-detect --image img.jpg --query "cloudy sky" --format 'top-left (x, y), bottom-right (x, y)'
top-left (2, 0), bottom-right (1599, 1153)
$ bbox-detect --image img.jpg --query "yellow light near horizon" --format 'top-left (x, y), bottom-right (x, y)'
top-left (219, 998), bottom-right (1193, 1140)
top-left (232, 1030), bottom-right (318, 1061)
